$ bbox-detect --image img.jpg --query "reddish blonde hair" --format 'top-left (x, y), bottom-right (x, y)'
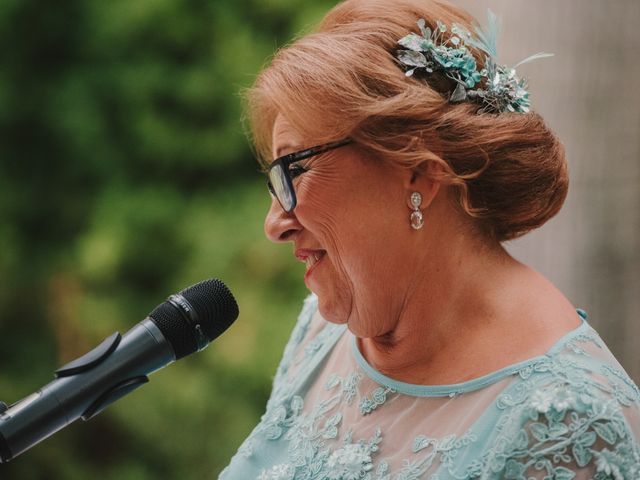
top-left (245, 0), bottom-right (568, 242)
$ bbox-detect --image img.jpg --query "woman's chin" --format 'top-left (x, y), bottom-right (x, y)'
top-left (316, 294), bottom-right (350, 326)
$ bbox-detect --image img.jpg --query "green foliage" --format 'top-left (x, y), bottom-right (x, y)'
top-left (0, 0), bottom-right (336, 477)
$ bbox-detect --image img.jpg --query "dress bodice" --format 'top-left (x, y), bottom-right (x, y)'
top-left (220, 294), bottom-right (640, 480)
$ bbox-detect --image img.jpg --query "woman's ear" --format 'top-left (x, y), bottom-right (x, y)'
top-left (404, 160), bottom-right (445, 210)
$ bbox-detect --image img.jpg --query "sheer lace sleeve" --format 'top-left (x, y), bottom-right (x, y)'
top-left (265, 294), bottom-right (346, 411)
top-left (270, 294), bottom-right (319, 391)
top-left (486, 359), bottom-right (640, 479)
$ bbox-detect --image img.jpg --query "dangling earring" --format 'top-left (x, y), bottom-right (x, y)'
top-left (409, 191), bottom-right (424, 230)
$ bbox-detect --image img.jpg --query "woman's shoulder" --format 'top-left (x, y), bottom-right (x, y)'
top-left (504, 316), bottom-right (640, 417)
top-left (534, 316), bottom-right (638, 398)
top-left (481, 319), bottom-right (640, 479)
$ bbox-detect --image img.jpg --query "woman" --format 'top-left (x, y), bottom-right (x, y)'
top-left (222, 0), bottom-right (640, 478)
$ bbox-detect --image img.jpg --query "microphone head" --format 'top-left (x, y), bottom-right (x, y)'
top-left (148, 279), bottom-right (239, 359)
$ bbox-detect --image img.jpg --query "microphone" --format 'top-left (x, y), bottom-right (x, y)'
top-left (0, 278), bottom-right (238, 463)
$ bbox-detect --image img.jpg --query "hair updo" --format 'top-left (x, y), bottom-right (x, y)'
top-left (245, 0), bottom-right (568, 242)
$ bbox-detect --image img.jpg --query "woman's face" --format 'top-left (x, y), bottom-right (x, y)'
top-left (265, 116), bottom-right (427, 337)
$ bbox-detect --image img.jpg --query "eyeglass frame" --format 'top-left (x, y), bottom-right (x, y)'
top-left (266, 138), bottom-right (352, 212)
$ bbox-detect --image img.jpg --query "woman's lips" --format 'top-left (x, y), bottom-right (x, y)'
top-left (295, 249), bottom-right (327, 282)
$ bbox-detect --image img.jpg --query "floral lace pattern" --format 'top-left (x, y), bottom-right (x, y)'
top-left (220, 298), bottom-right (640, 480)
top-left (489, 383), bottom-right (640, 479)
top-left (360, 386), bottom-right (396, 416)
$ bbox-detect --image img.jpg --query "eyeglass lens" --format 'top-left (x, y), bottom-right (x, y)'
top-left (269, 163), bottom-right (294, 211)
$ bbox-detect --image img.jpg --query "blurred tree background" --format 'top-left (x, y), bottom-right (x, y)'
top-left (0, 0), bottom-right (337, 478)
top-left (1, 0), bottom-right (638, 479)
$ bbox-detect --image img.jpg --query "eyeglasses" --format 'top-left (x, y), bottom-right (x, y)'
top-left (267, 138), bottom-right (352, 212)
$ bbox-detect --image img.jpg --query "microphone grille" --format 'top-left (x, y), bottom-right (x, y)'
top-left (180, 278), bottom-right (239, 341)
top-left (149, 279), bottom-right (238, 359)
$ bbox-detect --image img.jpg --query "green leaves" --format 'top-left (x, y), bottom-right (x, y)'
top-left (398, 33), bottom-right (429, 51)
top-left (529, 422), bottom-right (549, 442)
top-left (554, 466), bottom-right (577, 480)
top-left (572, 442), bottom-right (592, 467)
top-left (503, 459), bottom-right (525, 479)
top-left (592, 422), bottom-right (618, 445)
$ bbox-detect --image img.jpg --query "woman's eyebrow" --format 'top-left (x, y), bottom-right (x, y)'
top-left (275, 143), bottom-right (301, 158)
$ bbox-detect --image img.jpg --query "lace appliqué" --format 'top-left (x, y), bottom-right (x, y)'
top-left (565, 332), bottom-right (604, 356)
top-left (360, 386), bottom-right (396, 416)
top-left (325, 428), bottom-right (382, 480)
top-left (256, 370), bottom-right (484, 480)
top-left (483, 350), bottom-right (640, 480)
top-left (256, 381), bottom-right (388, 480)
top-left (494, 391), bottom-right (640, 479)
top-left (257, 463), bottom-right (295, 480)
top-left (397, 431), bottom-right (478, 479)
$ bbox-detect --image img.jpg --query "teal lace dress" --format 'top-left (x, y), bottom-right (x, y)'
top-left (220, 295), bottom-right (640, 479)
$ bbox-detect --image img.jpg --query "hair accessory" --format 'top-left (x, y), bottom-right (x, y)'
top-left (409, 191), bottom-right (424, 230)
top-left (395, 11), bottom-right (553, 114)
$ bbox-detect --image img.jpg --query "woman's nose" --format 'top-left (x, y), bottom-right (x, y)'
top-left (264, 197), bottom-right (302, 243)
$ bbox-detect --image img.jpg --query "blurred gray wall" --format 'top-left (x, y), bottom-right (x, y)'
top-left (454, 0), bottom-right (639, 382)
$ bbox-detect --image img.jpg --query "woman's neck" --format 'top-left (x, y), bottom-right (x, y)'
top-left (358, 238), bottom-right (579, 386)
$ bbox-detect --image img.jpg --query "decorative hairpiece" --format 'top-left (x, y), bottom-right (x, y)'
top-left (395, 10), bottom-right (553, 114)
